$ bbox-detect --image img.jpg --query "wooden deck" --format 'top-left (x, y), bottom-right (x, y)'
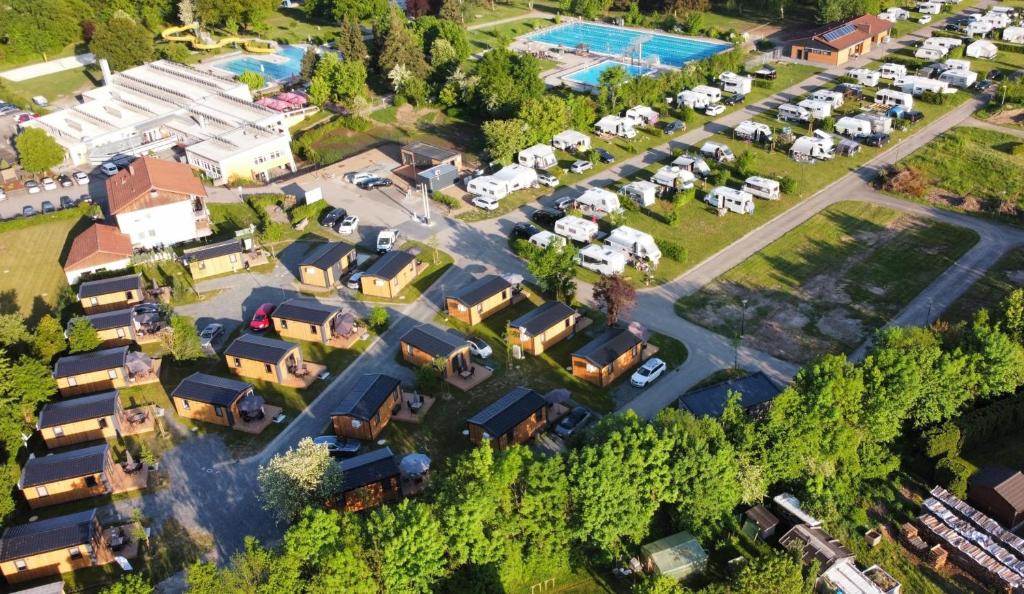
top-left (391, 394), bottom-right (436, 424)
top-left (327, 330), bottom-right (366, 349)
top-left (280, 362), bottom-right (327, 389)
top-left (445, 365), bottom-right (492, 391)
top-left (233, 404), bottom-right (283, 434)
top-left (107, 463), bottom-right (148, 494)
top-left (126, 358), bottom-right (162, 386)
top-left (119, 406), bottom-right (156, 436)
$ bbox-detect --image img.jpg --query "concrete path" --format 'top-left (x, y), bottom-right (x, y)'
top-left (0, 53), bottom-right (96, 82)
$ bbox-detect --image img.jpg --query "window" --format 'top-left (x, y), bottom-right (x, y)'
top-left (85, 476), bottom-right (98, 487)
top-left (233, 357), bottom-right (241, 368)
top-left (375, 279), bottom-right (385, 286)
top-left (181, 399), bottom-right (190, 410)
top-left (198, 261), bottom-right (206, 270)
top-left (108, 369), bottom-right (118, 380)
top-left (373, 413), bottom-right (381, 424)
top-left (116, 328), bottom-right (125, 338)
top-left (564, 319), bottom-right (571, 328)
top-left (214, 406), bottom-right (224, 417)
top-left (90, 297), bottom-right (98, 306)
top-left (280, 319), bottom-right (288, 329)
top-left (125, 291), bottom-right (134, 300)
top-left (53, 426), bottom-right (64, 436)
top-left (14, 560), bottom-right (27, 571)
top-left (264, 363), bottom-right (272, 374)
top-left (456, 304), bottom-right (467, 312)
top-left (36, 486), bottom-right (49, 497)
top-left (229, 254), bottom-right (237, 263)
top-left (533, 410), bottom-right (542, 421)
top-left (68, 377), bottom-right (78, 387)
top-left (586, 364), bottom-right (598, 373)
top-left (501, 290), bottom-right (508, 300)
top-left (69, 547), bottom-right (82, 559)
top-left (98, 418), bottom-right (108, 428)
top-left (406, 344), bottom-right (414, 356)
top-left (309, 324), bottom-right (317, 335)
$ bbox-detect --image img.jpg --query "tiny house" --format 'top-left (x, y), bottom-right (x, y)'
top-left (53, 346), bottom-right (130, 397)
top-left (467, 387), bottom-right (548, 449)
top-left (271, 298), bottom-right (348, 344)
top-left (36, 391), bottom-right (123, 449)
top-left (0, 509), bottom-right (110, 584)
top-left (183, 239), bottom-right (245, 280)
top-left (298, 242), bottom-right (356, 288)
top-left (704, 187), bottom-right (755, 214)
top-left (19, 444), bottom-right (117, 509)
top-left (508, 301), bottom-right (578, 356)
top-left (360, 251), bottom-right (418, 299)
top-left (517, 144), bottom-right (557, 169)
top-left (223, 334), bottom-right (305, 385)
top-left (554, 216), bottom-right (599, 243)
top-left (399, 324), bottom-right (474, 380)
top-left (338, 447), bottom-right (402, 512)
top-left (70, 308), bottom-right (136, 346)
top-left (445, 274), bottom-right (513, 326)
top-left (571, 327), bottom-right (644, 387)
top-left (77, 274), bottom-right (144, 314)
top-left (171, 372), bottom-right (258, 428)
top-left (331, 374), bottom-right (403, 441)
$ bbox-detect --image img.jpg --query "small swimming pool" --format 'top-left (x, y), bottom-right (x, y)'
top-left (565, 61), bottom-right (654, 86)
top-left (220, 45), bottom-right (306, 83)
top-left (529, 22), bottom-right (728, 69)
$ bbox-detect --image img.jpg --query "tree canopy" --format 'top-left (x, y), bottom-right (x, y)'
top-left (15, 128), bottom-right (66, 174)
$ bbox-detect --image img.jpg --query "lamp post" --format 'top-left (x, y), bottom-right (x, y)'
top-left (734, 298), bottom-right (748, 369)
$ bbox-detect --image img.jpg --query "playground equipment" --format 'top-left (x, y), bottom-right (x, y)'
top-left (161, 24), bottom-right (277, 54)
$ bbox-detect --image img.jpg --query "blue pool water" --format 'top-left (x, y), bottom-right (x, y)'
top-left (220, 45), bottom-right (306, 83)
top-left (565, 61), bottom-right (654, 86)
top-left (529, 23), bottom-right (727, 69)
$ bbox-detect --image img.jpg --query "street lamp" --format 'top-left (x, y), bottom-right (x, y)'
top-left (734, 298), bottom-right (748, 369)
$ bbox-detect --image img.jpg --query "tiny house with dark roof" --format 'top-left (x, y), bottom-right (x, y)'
top-left (331, 374), bottom-right (403, 440)
top-left (0, 509), bottom-right (111, 584)
top-left (360, 251), bottom-right (418, 299)
top-left (445, 274), bottom-right (513, 326)
top-left (571, 327), bottom-right (644, 387)
top-left (466, 387), bottom-right (548, 449)
top-left (182, 239), bottom-right (245, 280)
top-left (338, 447), bottom-right (402, 512)
top-left (508, 301), bottom-right (578, 356)
top-left (271, 298), bottom-right (350, 345)
top-left (224, 334), bottom-right (305, 386)
top-left (400, 324), bottom-right (476, 381)
top-left (679, 371), bottom-right (783, 418)
top-left (70, 308), bottom-right (136, 346)
top-left (53, 346), bottom-right (130, 396)
top-left (19, 444), bottom-right (115, 509)
top-left (77, 274), bottom-right (144, 314)
top-left (967, 466), bottom-right (1024, 530)
top-left (400, 142), bottom-right (462, 171)
top-left (299, 242), bottom-right (356, 288)
top-left (36, 391), bottom-right (123, 448)
top-left (171, 373), bottom-right (258, 428)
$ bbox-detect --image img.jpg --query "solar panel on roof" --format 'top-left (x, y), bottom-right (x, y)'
top-left (822, 23), bottom-right (857, 42)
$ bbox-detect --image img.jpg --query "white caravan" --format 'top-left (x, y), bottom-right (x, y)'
top-left (742, 176), bottom-right (781, 200)
top-left (734, 120), bottom-right (773, 143)
top-left (1003, 27), bottom-right (1024, 44)
top-left (624, 105), bottom-right (659, 126)
top-left (938, 69), bottom-right (978, 88)
top-left (778, 103), bottom-right (811, 122)
top-left (915, 46), bottom-right (948, 60)
top-left (575, 188), bottom-right (622, 215)
top-left (797, 99), bottom-right (833, 119)
top-left (718, 72), bottom-right (753, 94)
top-left (879, 7), bottom-right (910, 21)
top-left (554, 215), bottom-right (599, 243)
top-left (651, 165), bottom-right (696, 190)
top-left (671, 155), bottom-right (712, 178)
top-left (606, 225), bottom-right (661, 263)
top-left (944, 58), bottom-right (971, 72)
top-left (576, 244), bottom-right (628, 276)
top-left (594, 115), bottom-right (637, 139)
top-left (879, 63), bottom-right (908, 80)
top-left (875, 88), bottom-right (915, 109)
top-left (853, 112), bottom-right (894, 134)
top-left (834, 116), bottom-right (872, 138)
top-left (677, 90), bottom-right (711, 109)
top-left (964, 20), bottom-right (994, 36)
top-left (620, 180), bottom-right (659, 207)
top-left (917, 1), bottom-right (941, 14)
top-left (517, 144), bottom-right (557, 169)
top-left (810, 89), bottom-right (845, 108)
top-left (897, 75), bottom-right (954, 95)
top-left (692, 85), bottom-right (723, 104)
top-left (529, 230), bottom-right (566, 250)
top-left (790, 130), bottom-right (836, 161)
top-left (850, 68), bottom-right (881, 87)
top-left (467, 164), bottom-right (538, 199)
top-left (700, 141), bottom-right (735, 163)
top-left (704, 187), bottom-right (755, 214)
top-left (924, 37), bottom-right (964, 50)
top-left (552, 129), bottom-right (591, 153)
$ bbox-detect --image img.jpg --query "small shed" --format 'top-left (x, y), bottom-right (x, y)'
top-left (417, 163), bottom-right (458, 192)
top-left (299, 242), bottom-right (356, 288)
top-left (339, 447), bottom-right (402, 512)
top-left (966, 39), bottom-right (997, 59)
top-left (640, 531), bottom-right (708, 582)
top-left (183, 239), bottom-right (245, 280)
top-left (77, 274), bottom-right (144, 314)
top-left (445, 274), bottom-right (513, 326)
top-left (400, 142), bottom-right (462, 170)
top-left (331, 374), bottom-right (403, 441)
top-left (742, 504), bottom-right (781, 541)
top-left (967, 465), bottom-right (1024, 530)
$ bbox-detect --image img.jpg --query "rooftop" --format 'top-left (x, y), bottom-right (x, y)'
top-left (448, 275), bottom-right (511, 308)
top-left (364, 251), bottom-right (416, 280)
top-left (970, 466), bottom-right (1024, 513)
top-left (21, 443), bottom-right (109, 487)
top-left (790, 14), bottom-right (893, 50)
top-left (400, 324), bottom-right (468, 358)
top-left (467, 387), bottom-right (547, 438)
top-left (77, 273), bottom-right (143, 299)
top-left (680, 371), bottom-right (783, 418)
top-left (401, 141), bottom-right (460, 162)
top-left (76, 308), bottom-right (134, 331)
top-left (53, 346), bottom-right (128, 378)
top-left (63, 224), bottom-right (133, 272)
top-left (106, 157), bottom-right (207, 215)
top-left (171, 372), bottom-right (253, 406)
top-left (341, 447), bottom-right (400, 492)
top-left (272, 298), bottom-right (341, 325)
top-left (300, 242), bottom-right (355, 270)
top-left (182, 239), bottom-right (243, 262)
top-left (186, 124), bottom-right (287, 162)
top-left (510, 301), bottom-right (576, 335)
top-left (37, 390), bottom-right (120, 428)
top-left (572, 327), bottom-right (643, 367)
top-left (332, 374), bottom-right (402, 421)
top-left (224, 334), bottom-right (297, 364)
top-left (0, 509), bottom-right (97, 561)
top-left (779, 524), bottom-right (854, 569)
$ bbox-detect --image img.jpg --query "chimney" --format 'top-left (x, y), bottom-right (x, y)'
top-left (149, 189), bottom-right (158, 198)
top-left (100, 59), bottom-right (112, 86)
top-left (127, 165), bottom-right (134, 176)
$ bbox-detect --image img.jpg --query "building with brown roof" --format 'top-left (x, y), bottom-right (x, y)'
top-left (786, 15), bottom-right (893, 66)
top-left (63, 223), bottom-right (133, 284)
top-left (105, 157), bottom-right (211, 249)
top-left (968, 466), bottom-right (1024, 530)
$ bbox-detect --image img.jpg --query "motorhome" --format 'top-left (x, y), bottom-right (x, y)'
top-left (778, 103), bottom-right (811, 122)
top-left (576, 244), bottom-right (627, 276)
top-left (718, 72), bottom-right (753, 94)
top-left (880, 7), bottom-right (910, 21)
top-left (700, 141), bottom-right (735, 163)
top-left (917, 1), bottom-right (941, 14)
top-left (594, 115), bottom-right (637, 139)
top-left (741, 176), bottom-right (781, 200)
top-left (915, 46), bottom-right (947, 61)
top-left (834, 116), bottom-right (872, 138)
top-left (672, 155), bottom-right (712, 178)
top-left (517, 144), bottom-right (557, 169)
top-left (552, 129), bottom-right (591, 153)
top-left (652, 165), bottom-right (696, 190)
top-left (677, 90), bottom-right (711, 109)
top-left (797, 99), bottom-right (832, 119)
top-left (554, 215), bottom-right (599, 243)
top-left (606, 226), bottom-right (662, 263)
top-left (704, 187), bottom-right (755, 214)
top-left (898, 75), bottom-right (954, 95)
top-left (692, 85), bottom-right (723, 104)
top-left (875, 88), bottom-right (915, 109)
top-left (944, 58), bottom-right (971, 72)
top-left (850, 68), bottom-right (881, 87)
top-left (734, 120), bottom-right (773, 143)
top-left (529, 230), bottom-right (566, 250)
top-left (620, 180), bottom-right (659, 207)
top-left (938, 69), bottom-right (978, 88)
top-left (879, 63), bottom-right (908, 80)
top-left (790, 130), bottom-right (836, 161)
top-left (624, 105), bottom-right (659, 126)
top-left (466, 164), bottom-right (538, 199)
top-left (575, 188), bottom-right (622, 215)
top-left (853, 112), bottom-right (894, 134)
top-left (810, 89), bottom-right (844, 108)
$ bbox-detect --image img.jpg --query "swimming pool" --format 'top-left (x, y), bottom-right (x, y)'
top-left (220, 45), bottom-right (306, 83)
top-left (565, 61), bottom-right (654, 86)
top-left (529, 23), bottom-right (727, 69)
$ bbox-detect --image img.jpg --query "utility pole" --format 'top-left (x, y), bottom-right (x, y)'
top-left (421, 183), bottom-right (431, 226)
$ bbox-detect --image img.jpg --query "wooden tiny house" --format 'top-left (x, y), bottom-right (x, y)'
top-left (571, 327), bottom-right (644, 387)
top-left (183, 239), bottom-right (245, 280)
top-left (445, 275), bottom-right (513, 326)
top-left (339, 447), bottom-right (402, 512)
top-left (77, 274), bottom-right (144, 314)
top-left (69, 309), bottom-right (136, 346)
top-left (360, 251), bottom-right (418, 299)
top-left (299, 242), bottom-right (356, 288)
top-left (53, 346), bottom-right (129, 397)
top-left (0, 509), bottom-right (110, 584)
top-left (171, 373), bottom-right (257, 428)
top-left (271, 299), bottom-right (346, 345)
top-left (508, 302), bottom-right (578, 356)
top-left (19, 444), bottom-right (114, 509)
top-left (331, 374), bottom-right (403, 441)
top-left (399, 324), bottom-right (472, 378)
top-left (36, 391), bottom-right (122, 449)
top-left (466, 387), bottom-right (548, 449)
top-left (223, 334), bottom-right (304, 385)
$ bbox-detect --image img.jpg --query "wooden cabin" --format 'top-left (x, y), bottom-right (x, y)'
top-left (171, 372), bottom-right (257, 428)
top-left (183, 239), bottom-right (245, 280)
top-left (299, 242), bottom-right (356, 288)
top-left (77, 274), bottom-right (144, 314)
top-left (331, 374), bottom-right (403, 441)
top-left (338, 447), bottom-right (402, 512)
top-left (445, 274), bottom-right (513, 326)
top-left (53, 346), bottom-right (129, 397)
top-left (466, 386), bottom-right (548, 449)
top-left (508, 302), bottom-right (578, 356)
top-left (360, 251), bottom-right (418, 299)
top-left (0, 509), bottom-right (110, 584)
top-left (69, 309), bottom-right (136, 346)
top-left (224, 334), bottom-right (304, 385)
top-left (36, 391), bottom-right (122, 449)
top-left (271, 298), bottom-right (345, 344)
top-left (571, 327), bottom-right (644, 387)
top-left (399, 324), bottom-right (473, 378)
top-left (19, 444), bottom-right (114, 509)
top-left (968, 466), bottom-right (1024, 531)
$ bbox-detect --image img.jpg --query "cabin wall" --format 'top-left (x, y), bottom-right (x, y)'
top-left (342, 475), bottom-right (401, 512)
top-left (95, 325), bottom-right (135, 346)
top-left (80, 290), bottom-right (142, 314)
top-left (226, 355), bottom-right (294, 384)
top-left (57, 369), bottom-right (127, 397)
top-left (0, 540), bottom-right (102, 584)
top-left (189, 253), bottom-right (243, 280)
top-left (447, 290), bottom-right (512, 326)
top-left (401, 343), bottom-right (466, 376)
top-left (173, 396), bottom-right (238, 427)
top-left (273, 316), bottom-right (332, 344)
top-left (511, 315), bottom-right (575, 355)
top-left (572, 345), bottom-right (641, 387)
top-left (331, 386), bottom-right (402, 440)
top-left (361, 262), bottom-right (417, 299)
top-left (41, 415), bottom-right (119, 449)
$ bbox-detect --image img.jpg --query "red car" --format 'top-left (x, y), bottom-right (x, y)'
top-left (249, 303), bottom-right (276, 331)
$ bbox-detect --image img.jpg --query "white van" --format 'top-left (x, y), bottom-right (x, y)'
top-left (834, 116), bottom-right (872, 138)
top-left (704, 187), bottom-right (755, 214)
top-left (742, 176), bottom-right (781, 200)
top-left (700, 141), bottom-right (735, 163)
top-left (778, 103), bottom-right (811, 122)
top-left (879, 63), bottom-right (908, 80)
top-left (554, 215), bottom-right (599, 243)
top-left (576, 244), bottom-right (628, 276)
top-left (798, 99), bottom-right (832, 119)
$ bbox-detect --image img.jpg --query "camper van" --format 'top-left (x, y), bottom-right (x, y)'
top-left (897, 75), bottom-right (954, 95)
top-left (797, 99), bottom-right (832, 119)
top-left (529, 230), bottom-right (566, 250)
top-left (554, 215), bottom-right (599, 243)
top-left (879, 63), bottom-right (908, 80)
top-left (576, 244), bottom-right (628, 276)
top-left (620, 180), bottom-right (659, 207)
top-left (734, 120), bottom-right (773, 143)
top-left (606, 226), bottom-right (662, 263)
top-left (624, 105), bottom-right (659, 126)
top-left (672, 155), bottom-right (712, 179)
top-left (692, 85), bottom-right (723, 104)
top-left (939, 69), bottom-right (977, 88)
top-left (467, 165), bottom-right (538, 199)
top-left (517, 144), bottom-right (557, 169)
top-left (790, 130), bottom-right (836, 161)
top-left (875, 88), bottom-right (915, 109)
top-left (652, 165), bottom-right (696, 190)
top-left (834, 116), bottom-right (872, 138)
top-left (700, 141), bottom-right (735, 163)
top-left (677, 90), bottom-right (711, 109)
top-left (704, 187), bottom-right (755, 214)
top-left (850, 68), bottom-right (881, 87)
top-left (778, 103), bottom-right (811, 122)
top-left (575, 188), bottom-right (622, 215)
top-left (719, 72), bottom-right (753, 95)
top-left (810, 90), bottom-right (844, 108)
top-left (742, 176), bottom-right (781, 200)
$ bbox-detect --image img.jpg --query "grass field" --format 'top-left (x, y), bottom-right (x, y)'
top-left (675, 201), bottom-right (979, 363)
top-left (5, 66), bottom-right (100, 104)
top-left (467, 17), bottom-right (554, 52)
top-left (943, 247), bottom-right (1024, 323)
top-left (262, 8), bottom-right (343, 43)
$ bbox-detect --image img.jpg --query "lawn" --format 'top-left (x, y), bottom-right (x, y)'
top-left (467, 17), bottom-right (554, 52)
top-left (356, 240), bottom-right (454, 303)
top-left (5, 66), bottom-right (100, 104)
top-left (675, 201), bottom-right (979, 363)
top-left (943, 247), bottom-right (1024, 323)
top-left (208, 202), bottom-right (261, 236)
top-left (262, 8), bottom-right (343, 43)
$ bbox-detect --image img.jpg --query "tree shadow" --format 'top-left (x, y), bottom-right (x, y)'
top-left (0, 289), bottom-right (18, 315)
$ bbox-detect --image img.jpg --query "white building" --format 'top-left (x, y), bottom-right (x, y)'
top-left (24, 60), bottom-right (297, 185)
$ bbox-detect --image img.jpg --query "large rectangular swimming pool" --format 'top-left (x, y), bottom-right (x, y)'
top-left (220, 45), bottom-right (306, 83)
top-left (529, 23), bottom-right (728, 69)
top-left (564, 61), bottom-right (654, 86)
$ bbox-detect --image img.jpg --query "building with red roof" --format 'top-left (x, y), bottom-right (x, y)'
top-left (63, 223), bottom-right (133, 284)
top-left (786, 15), bottom-right (893, 66)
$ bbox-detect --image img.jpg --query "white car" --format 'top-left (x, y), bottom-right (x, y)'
top-left (537, 171), bottom-right (559, 187)
top-left (41, 177), bottom-right (56, 191)
top-left (570, 160), bottom-right (593, 174)
top-left (630, 357), bottom-right (667, 388)
top-left (705, 104), bottom-right (726, 116)
top-left (345, 171), bottom-right (373, 184)
top-left (471, 195), bottom-right (501, 211)
top-left (25, 180), bottom-right (40, 194)
top-left (918, 14), bottom-right (932, 23)
top-left (73, 171), bottom-right (89, 185)
top-left (336, 215), bottom-right (359, 235)
top-left (100, 162), bottom-right (119, 177)
top-left (467, 337), bottom-right (493, 358)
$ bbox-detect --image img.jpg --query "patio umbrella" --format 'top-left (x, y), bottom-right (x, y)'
top-left (334, 313), bottom-right (356, 336)
top-left (125, 352), bottom-right (152, 376)
top-left (237, 394), bottom-right (266, 414)
top-left (503, 273), bottom-right (524, 286)
top-left (543, 388), bottom-right (571, 405)
top-left (400, 453), bottom-right (431, 476)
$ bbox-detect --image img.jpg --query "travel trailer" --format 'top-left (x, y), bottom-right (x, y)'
top-left (778, 103), bottom-right (811, 122)
top-left (575, 188), bottom-right (622, 215)
top-left (576, 244), bottom-right (628, 276)
top-left (652, 165), bottom-right (696, 190)
top-left (700, 141), bottom-right (735, 163)
top-left (915, 46), bottom-right (948, 61)
top-left (923, 37), bottom-right (964, 50)
top-left (879, 7), bottom-right (910, 21)
top-left (554, 215), bottom-right (599, 243)
top-left (979, 11), bottom-right (1011, 28)
top-left (897, 75), bottom-right (954, 95)
top-left (672, 155), bottom-right (712, 179)
top-left (797, 99), bottom-right (832, 119)
top-left (718, 72), bottom-right (753, 95)
top-left (834, 116), bottom-right (873, 138)
top-left (606, 226), bottom-right (662, 263)
top-left (964, 20), bottom-right (994, 36)
top-left (809, 89), bottom-right (844, 108)
top-left (944, 59), bottom-right (971, 72)
top-left (704, 187), bottom-right (755, 214)
top-left (594, 115), bottom-right (637, 139)
top-left (734, 120), bottom-right (773, 143)
top-left (849, 68), bottom-right (881, 87)
top-left (917, 1), bottom-right (941, 14)
top-left (790, 130), bottom-right (836, 161)
top-left (1003, 26), bottom-right (1024, 44)
top-left (517, 144), bottom-right (557, 169)
top-left (692, 85), bottom-right (723, 104)
top-left (552, 129), bottom-right (591, 153)
top-left (677, 90), bottom-right (711, 109)
top-left (875, 88), bottom-right (914, 109)
top-left (529, 230), bottom-right (566, 250)
top-left (624, 105), bottom-right (659, 126)
top-left (467, 164), bottom-right (538, 199)
top-left (853, 112), bottom-right (894, 134)
top-left (741, 176), bottom-right (781, 200)
top-left (938, 69), bottom-right (978, 88)
top-left (620, 180), bottom-right (659, 207)
top-left (879, 63), bottom-right (908, 80)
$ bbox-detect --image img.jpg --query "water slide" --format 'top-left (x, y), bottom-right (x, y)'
top-left (160, 24), bottom-right (277, 54)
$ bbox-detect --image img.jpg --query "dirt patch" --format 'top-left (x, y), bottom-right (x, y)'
top-left (816, 308), bottom-right (864, 345)
top-left (988, 107), bottom-right (1024, 128)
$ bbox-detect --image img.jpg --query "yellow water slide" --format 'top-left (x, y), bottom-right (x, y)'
top-left (160, 24), bottom-right (277, 54)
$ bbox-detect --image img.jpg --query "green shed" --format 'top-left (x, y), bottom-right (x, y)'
top-left (640, 531), bottom-right (708, 582)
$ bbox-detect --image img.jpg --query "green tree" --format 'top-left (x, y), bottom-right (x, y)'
top-left (593, 274), bottom-right (635, 326)
top-left (236, 70), bottom-right (265, 91)
top-left (482, 118), bottom-right (530, 164)
top-left (525, 241), bottom-right (578, 303)
top-left (473, 48), bottom-right (544, 119)
top-left (178, 0), bottom-right (195, 24)
top-left (569, 0), bottom-right (611, 18)
top-left (416, 17), bottom-right (471, 63)
top-left (258, 437), bottom-right (345, 523)
top-left (336, 17), bottom-right (368, 62)
top-left (15, 128), bottom-right (65, 174)
top-left (0, 314), bottom-right (28, 348)
top-left (89, 13), bottom-right (155, 72)
top-left (168, 314), bottom-right (204, 361)
top-left (966, 311), bottom-right (1024, 398)
top-left (633, 575), bottom-right (682, 594)
top-left (368, 306), bottom-right (389, 330)
top-left (565, 94), bottom-right (598, 131)
top-left (308, 75), bottom-right (331, 106)
top-left (1000, 288), bottom-right (1024, 345)
top-left (518, 95), bottom-right (569, 146)
top-left (67, 317), bottom-right (101, 353)
top-left (0, 0), bottom-right (85, 59)
top-left (366, 500), bottom-right (447, 594)
top-left (376, 9), bottom-right (429, 80)
top-left (597, 64), bottom-right (629, 112)
top-left (439, 0), bottom-right (463, 22)
top-left (32, 314), bottom-right (66, 362)
top-left (730, 550), bottom-right (808, 594)
top-left (310, 52), bottom-right (368, 108)
top-left (300, 49), bottom-right (319, 82)
top-left (860, 326), bottom-right (941, 443)
top-left (100, 572), bottom-right (153, 594)
top-left (159, 42), bottom-right (192, 63)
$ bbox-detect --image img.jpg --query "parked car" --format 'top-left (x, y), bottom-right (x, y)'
top-left (73, 171), bottom-right (89, 185)
top-left (25, 180), bottom-right (40, 194)
top-left (466, 336), bottom-right (493, 358)
top-left (100, 162), bottom-right (119, 177)
top-left (357, 176), bottom-right (393, 190)
top-left (312, 435), bottom-right (362, 458)
top-left (595, 148), bottom-right (615, 163)
top-left (336, 215), bottom-right (359, 235)
top-left (555, 407), bottom-right (592, 438)
top-left (60, 195), bottom-right (75, 209)
top-left (199, 323), bottom-right (224, 348)
top-left (321, 207), bottom-right (347, 229)
top-left (901, 110), bottom-right (924, 122)
top-left (705, 103), bottom-right (726, 116)
top-left (346, 271), bottom-right (364, 290)
top-left (472, 195), bottom-right (500, 210)
top-left (344, 171), bottom-right (374, 184)
top-left (249, 303), bottom-right (276, 331)
top-left (723, 93), bottom-right (745, 106)
top-left (531, 208), bottom-right (564, 226)
top-left (663, 120), bottom-right (685, 134)
top-left (570, 160), bottom-right (593, 174)
top-left (41, 200), bottom-right (55, 213)
top-left (41, 177), bottom-right (56, 191)
top-left (58, 174), bottom-right (73, 187)
top-left (133, 303), bottom-right (161, 315)
top-left (630, 357), bottom-right (667, 388)
top-left (21, 205), bottom-right (35, 217)
top-left (554, 196), bottom-right (575, 212)
top-left (511, 222), bottom-right (540, 240)
top-left (863, 133), bottom-right (891, 147)
top-left (987, 69), bottom-right (1006, 81)
top-left (537, 171), bottom-right (559, 187)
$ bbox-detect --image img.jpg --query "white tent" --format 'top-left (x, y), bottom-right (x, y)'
top-left (966, 40), bottom-right (998, 59)
top-left (552, 129), bottom-right (591, 152)
top-left (1003, 26), bottom-right (1024, 44)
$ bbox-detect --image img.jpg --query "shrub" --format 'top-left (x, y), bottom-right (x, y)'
top-left (672, 187), bottom-right (695, 206)
top-left (754, 39), bottom-right (775, 51)
top-left (288, 202), bottom-right (329, 225)
top-left (734, 151), bottom-right (757, 178)
top-left (159, 43), bottom-right (192, 63)
top-left (878, 165), bottom-right (926, 197)
top-left (1012, 142), bottom-right (1024, 156)
top-left (430, 191), bottom-right (460, 211)
top-left (656, 239), bottom-right (686, 262)
top-left (778, 175), bottom-right (796, 194)
top-left (922, 423), bottom-right (961, 459)
top-left (670, 147), bottom-right (686, 158)
top-left (935, 455), bottom-right (972, 498)
top-left (340, 115), bottom-right (372, 131)
top-left (821, 116), bottom-right (835, 133)
top-left (416, 364), bottom-right (440, 393)
top-left (920, 90), bottom-right (949, 105)
top-left (368, 307), bottom-right (389, 330)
